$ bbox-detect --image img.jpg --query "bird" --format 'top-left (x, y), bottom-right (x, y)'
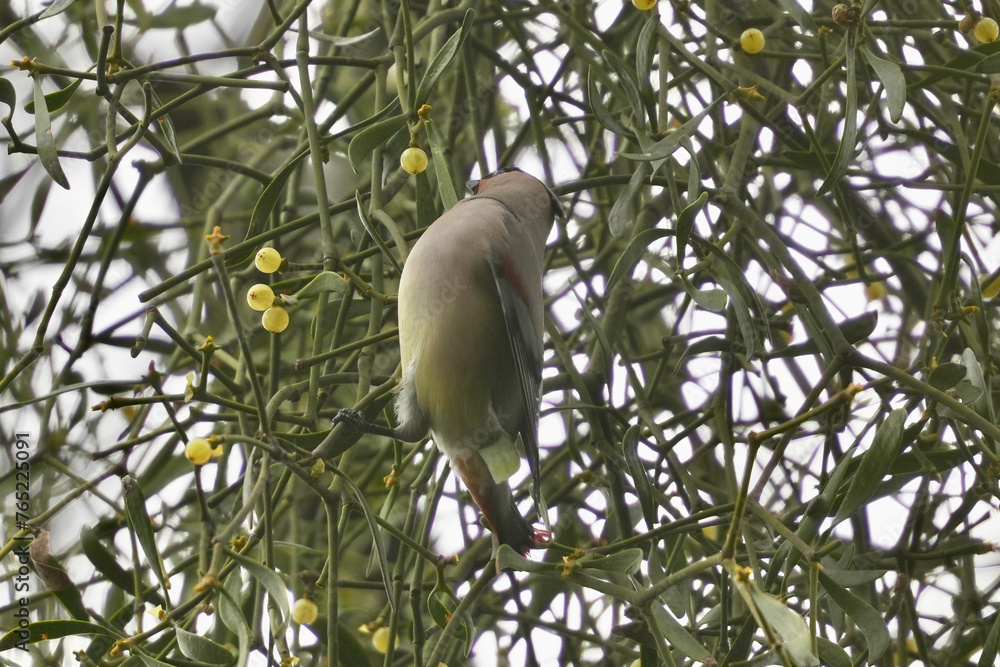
top-left (334, 167), bottom-right (562, 554)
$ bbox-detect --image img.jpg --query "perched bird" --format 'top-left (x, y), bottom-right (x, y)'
top-left (335, 167), bottom-right (562, 554)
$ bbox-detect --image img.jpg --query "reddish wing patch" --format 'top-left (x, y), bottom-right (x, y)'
top-left (500, 254), bottom-right (531, 306)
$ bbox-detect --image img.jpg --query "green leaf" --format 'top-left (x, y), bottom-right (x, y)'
top-left (832, 408), bottom-right (906, 526)
top-left (618, 96), bottom-right (721, 163)
top-left (39, 0), bottom-right (80, 18)
top-left (347, 113), bottom-right (407, 173)
top-left (242, 149), bottom-right (309, 248)
top-left (31, 75), bottom-right (69, 190)
top-left (579, 548), bottom-right (644, 575)
top-left (607, 227), bottom-right (671, 290)
top-left (227, 550), bottom-right (291, 635)
top-left (819, 567), bottom-right (888, 588)
top-left (135, 652), bottom-right (177, 667)
top-left (175, 627), bottom-right (235, 665)
top-left (602, 50), bottom-right (647, 131)
top-left (646, 601), bottom-right (713, 663)
top-left (122, 476), bottom-right (170, 595)
top-left (355, 192), bottom-right (404, 273)
top-left (702, 239), bottom-right (767, 354)
top-left (0, 77), bottom-right (16, 116)
top-left (975, 50), bottom-right (1000, 73)
top-left (0, 620), bottom-right (113, 650)
top-left (818, 24), bottom-right (860, 196)
top-left (622, 425), bottom-right (656, 529)
top-left (635, 16), bottom-right (659, 110)
top-left (860, 45), bottom-right (905, 123)
top-left (425, 118), bottom-right (458, 209)
top-left (817, 569), bottom-right (890, 660)
top-left (326, 465), bottom-right (396, 611)
top-left (587, 68), bottom-right (634, 139)
top-left (292, 271), bottom-right (351, 299)
top-left (977, 608), bottom-right (1000, 667)
top-left (414, 9), bottom-right (476, 105)
top-left (127, 2), bottom-right (217, 28)
top-left (747, 587), bottom-right (819, 667)
top-left (608, 161), bottom-right (652, 237)
top-left (148, 87), bottom-right (181, 165)
top-left (927, 362), bottom-right (967, 391)
top-left (25, 77), bottom-right (83, 114)
top-left (81, 525), bottom-right (165, 606)
top-left (960, 347), bottom-right (992, 422)
top-left (675, 190), bottom-right (708, 264)
top-left (415, 167), bottom-right (436, 227)
top-left (217, 572), bottom-right (251, 667)
top-left (302, 27), bottom-right (381, 48)
top-left (910, 41), bottom-right (1000, 88)
top-left (495, 544), bottom-right (555, 573)
top-left (816, 636), bottom-right (853, 667)
top-left (683, 282), bottom-right (728, 313)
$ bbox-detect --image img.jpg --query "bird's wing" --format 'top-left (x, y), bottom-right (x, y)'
top-left (490, 255), bottom-right (548, 527)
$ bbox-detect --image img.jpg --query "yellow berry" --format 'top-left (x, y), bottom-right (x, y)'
top-left (255, 247), bottom-right (282, 273)
top-left (631, 0), bottom-right (657, 9)
top-left (400, 147), bottom-right (428, 174)
top-left (185, 438), bottom-right (222, 465)
top-left (247, 284), bottom-right (275, 311)
top-left (980, 273), bottom-right (1000, 298)
top-left (262, 306), bottom-right (289, 333)
top-left (292, 598), bottom-right (318, 625)
top-left (865, 281), bottom-right (886, 301)
top-left (372, 626), bottom-right (394, 654)
top-left (740, 28), bottom-right (765, 54)
top-left (975, 17), bottom-right (999, 43)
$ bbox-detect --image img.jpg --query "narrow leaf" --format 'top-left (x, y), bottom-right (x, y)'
top-left (175, 626), bottom-right (235, 664)
top-left (608, 161), bottom-right (652, 237)
top-left (683, 281), bottom-right (728, 313)
top-left (414, 9), bottom-right (476, 104)
top-left (217, 572), bottom-right (251, 667)
top-left (355, 192), bottom-right (404, 273)
top-left (0, 620), bottom-right (113, 650)
top-left (977, 607), bottom-right (1000, 667)
top-left (25, 77), bottom-right (82, 114)
top-left (227, 551), bottom-right (291, 634)
top-left (622, 425), bottom-right (656, 529)
top-left (960, 347), bottom-right (993, 422)
top-left (816, 636), bottom-right (853, 667)
top-left (817, 569), bottom-right (890, 660)
top-left (122, 476), bottom-right (170, 593)
top-left (0, 77), bottom-right (16, 115)
top-left (31, 75), bottom-right (69, 190)
top-left (832, 408), bottom-right (906, 526)
top-left (818, 23), bottom-right (860, 196)
top-left (326, 465), bottom-right (396, 611)
top-left (748, 587), bottom-right (819, 667)
top-left (619, 94), bottom-right (724, 165)
top-left (243, 150), bottom-right (308, 247)
top-left (587, 68), bottom-right (634, 139)
top-left (647, 601), bottom-right (713, 663)
top-left (424, 118), bottom-right (458, 208)
top-left (579, 548), bottom-right (644, 575)
top-left (607, 227), bottom-right (671, 290)
top-left (675, 190), bottom-right (708, 263)
top-left (602, 50), bottom-right (648, 131)
top-left (347, 113), bottom-right (407, 173)
top-left (860, 45), bottom-right (905, 123)
top-left (39, 0), bottom-right (80, 18)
